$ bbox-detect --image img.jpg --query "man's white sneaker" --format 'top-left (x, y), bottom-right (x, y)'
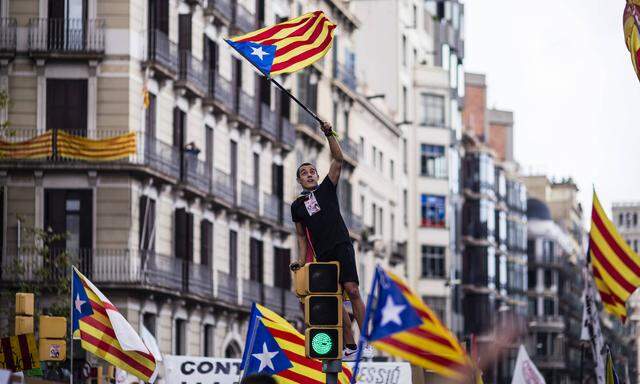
top-left (362, 344), bottom-right (375, 359)
top-left (342, 346), bottom-right (359, 362)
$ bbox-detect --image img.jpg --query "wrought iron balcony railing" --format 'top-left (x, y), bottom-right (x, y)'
top-left (243, 279), bottom-right (262, 305)
top-left (0, 18), bottom-right (17, 56)
top-left (341, 137), bottom-right (359, 164)
top-left (259, 103), bottom-right (278, 138)
top-left (207, 72), bottom-right (235, 111)
top-left (28, 18), bottom-right (105, 57)
top-left (237, 90), bottom-right (256, 126)
top-left (184, 154), bottom-right (212, 194)
top-left (205, 0), bottom-right (233, 23)
top-left (147, 29), bottom-right (178, 77)
top-left (212, 168), bottom-right (236, 206)
top-left (333, 62), bottom-right (357, 92)
top-left (262, 192), bottom-right (280, 223)
top-left (280, 116), bottom-right (296, 148)
top-left (240, 182), bottom-right (259, 214)
top-left (178, 50), bottom-right (208, 97)
top-left (187, 261), bottom-right (213, 297)
top-left (216, 271), bottom-right (238, 304)
top-left (234, 3), bottom-right (255, 33)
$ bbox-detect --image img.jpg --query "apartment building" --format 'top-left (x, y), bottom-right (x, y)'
top-left (0, 0), bottom-right (406, 377)
top-left (351, 0), bottom-right (465, 334)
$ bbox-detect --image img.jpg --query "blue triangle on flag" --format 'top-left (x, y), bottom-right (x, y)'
top-left (71, 268), bottom-right (94, 333)
top-left (243, 319), bottom-right (293, 376)
top-left (368, 268), bottom-right (423, 341)
top-left (240, 303), bottom-right (261, 370)
top-left (225, 40), bottom-right (277, 76)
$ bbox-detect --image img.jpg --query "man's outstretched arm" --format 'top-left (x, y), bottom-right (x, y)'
top-left (321, 121), bottom-right (344, 185)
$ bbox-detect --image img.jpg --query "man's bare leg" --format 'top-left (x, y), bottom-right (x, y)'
top-left (343, 282), bottom-right (365, 335)
top-left (342, 309), bottom-right (355, 345)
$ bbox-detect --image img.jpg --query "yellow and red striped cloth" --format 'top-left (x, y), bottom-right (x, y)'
top-left (590, 191), bottom-right (640, 322)
top-left (0, 130), bottom-right (136, 161)
top-left (76, 270), bottom-right (157, 382)
top-left (624, 0), bottom-right (640, 82)
top-left (253, 304), bottom-right (352, 384)
top-left (371, 271), bottom-right (472, 382)
top-left (228, 11), bottom-right (336, 76)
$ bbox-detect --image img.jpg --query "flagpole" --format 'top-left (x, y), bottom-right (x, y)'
top-left (70, 264), bottom-right (74, 384)
top-left (239, 315), bottom-right (262, 381)
top-left (349, 266), bottom-right (381, 384)
top-left (224, 40), bottom-right (325, 126)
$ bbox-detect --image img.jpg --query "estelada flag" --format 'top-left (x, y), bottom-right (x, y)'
top-left (240, 303), bottom-right (352, 384)
top-left (226, 11), bottom-right (336, 77)
top-left (0, 333), bottom-right (40, 372)
top-left (362, 267), bottom-right (472, 382)
top-left (72, 267), bottom-right (157, 382)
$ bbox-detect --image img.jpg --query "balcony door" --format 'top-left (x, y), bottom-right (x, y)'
top-left (48, 0), bottom-right (87, 51)
top-left (44, 189), bottom-right (93, 275)
top-left (46, 79), bottom-right (87, 135)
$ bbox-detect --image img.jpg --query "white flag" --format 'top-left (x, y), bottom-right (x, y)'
top-left (511, 345), bottom-right (546, 384)
top-left (580, 268), bottom-right (606, 384)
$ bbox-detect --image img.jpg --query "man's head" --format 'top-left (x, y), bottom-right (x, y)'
top-left (296, 162), bottom-right (319, 190)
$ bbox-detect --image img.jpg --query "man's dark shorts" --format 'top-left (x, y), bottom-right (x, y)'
top-left (316, 242), bottom-right (359, 286)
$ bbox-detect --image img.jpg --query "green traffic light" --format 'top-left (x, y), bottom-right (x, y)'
top-left (311, 332), bottom-right (333, 355)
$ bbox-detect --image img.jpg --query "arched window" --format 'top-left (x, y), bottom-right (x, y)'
top-left (224, 341), bottom-right (241, 358)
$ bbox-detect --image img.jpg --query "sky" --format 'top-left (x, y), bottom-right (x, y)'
top-left (464, 0), bottom-right (640, 217)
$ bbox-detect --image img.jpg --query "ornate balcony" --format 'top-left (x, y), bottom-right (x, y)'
top-left (187, 261), bottom-right (213, 297)
top-left (28, 18), bottom-right (105, 60)
top-left (184, 154), bottom-right (212, 195)
top-left (237, 90), bottom-right (257, 128)
top-left (212, 168), bottom-right (236, 207)
top-left (340, 137), bottom-right (359, 167)
top-left (204, 72), bottom-right (235, 114)
top-left (145, 29), bottom-right (178, 80)
top-left (240, 181), bottom-right (259, 215)
top-left (205, 0), bottom-right (233, 24)
top-left (176, 50), bottom-right (208, 98)
top-left (243, 279), bottom-right (262, 305)
top-left (262, 192), bottom-right (280, 223)
top-left (234, 3), bottom-right (255, 33)
top-left (258, 103), bottom-right (278, 140)
top-left (216, 271), bottom-right (238, 304)
top-left (0, 18), bottom-right (17, 59)
top-left (333, 62), bottom-right (357, 93)
top-left (279, 116), bottom-right (296, 149)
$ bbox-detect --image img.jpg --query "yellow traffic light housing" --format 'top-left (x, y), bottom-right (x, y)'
top-left (304, 295), bottom-right (342, 327)
top-left (295, 261), bottom-right (341, 296)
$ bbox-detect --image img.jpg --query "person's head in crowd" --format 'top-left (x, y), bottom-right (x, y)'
top-left (240, 374), bottom-right (278, 384)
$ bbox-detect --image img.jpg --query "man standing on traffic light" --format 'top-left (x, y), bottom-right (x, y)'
top-left (290, 121), bottom-right (373, 360)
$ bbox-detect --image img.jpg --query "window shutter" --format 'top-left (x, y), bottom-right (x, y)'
top-left (174, 208), bottom-right (187, 259)
top-left (187, 212), bottom-right (194, 262)
top-left (200, 220), bottom-right (212, 266)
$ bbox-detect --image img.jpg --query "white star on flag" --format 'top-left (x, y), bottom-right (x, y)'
top-left (250, 46), bottom-right (269, 60)
top-left (252, 342), bottom-right (279, 372)
top-left (75, 294), bottom-right (86, 313)
top-left (380, 296), bottom-right (406, 326)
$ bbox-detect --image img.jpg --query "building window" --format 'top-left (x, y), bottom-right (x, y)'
top-left (420, 144), bottom-right (447, 178)
top-left (544, 269), bottom-right (553, 289)
top-left (528, 269), bottom-right (537, 289)
top-left (379, 207), bottom-right (384, 236)
top-left (249, 238), bottom-right (264, 283)
top-left (420, 93), bottom-right (445, 127)
top-left (174, 319), bottom-right (186, 355)
top-left (273, 247), bottom-right (292, 289)
top-left (174, 208), bottom-right (194, 262)
top-left (45, 190), bottom-right (92, 253)
top-left (403, 190), bottom-right (408, 226)
top-left (620, 213), bottom-right (624, 226)
top-left (403, 138), bottom-right (408, 174)
top-left (423, 296), bottom-right (446, 322)
top-left (371, 203), bottom-right (377, 234)
top-left (421, 195), bottom-right (445, 228)
top-left (46, 79), bottom-right (88, 135)
top-left (143, 313), bottom-right (156, 336)
top-left (229, 230), bottom-right (237, 277)
top-left (372, 146), bottom-right (377, 168)
top-left (402, 86), bottom-right (408, 121)
top-left (145, 93), bottom-right (156, 138)
top-left (359, 137), bottom-right (365, 161)
top-left (421, 246), bottom-right (445, 278)
top-left (543, 298), bottom-right (555, 316)
top-left (203, 324), bottom-right (214, 357)
top-left (139, 196), bottom-right (156, 252)
top-left (379, 151), bottom-right (383, 172)
top-left (402, 35), bottom-right (407, 66)
top-left (635, 213), bottom-right (638, 227)
top-left (200, 219), bottom-right (212, 266)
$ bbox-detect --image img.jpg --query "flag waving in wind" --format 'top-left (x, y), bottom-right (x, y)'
top-left (72, 267), bottom-right (157, 382)
top-left (226, 11), bottom-right (336, 76)
top-left (589, 191), bottom-right (640, 322)
top-left (355, 267), bottom-right (472, 382)
top-left (240, 303), bottom-right (352, 384)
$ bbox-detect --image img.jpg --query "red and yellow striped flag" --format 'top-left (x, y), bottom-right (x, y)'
top-left (368, 269), bottom-right (472, 382)
top-left (226, 11), bottom-right (336, 76)
top-left (590, 191), bottom-right (640, 322)
top-left (75, 270), bottom-right (157, 382)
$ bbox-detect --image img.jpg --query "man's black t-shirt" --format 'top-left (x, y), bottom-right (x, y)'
top-left (291, 176), bottom-right (350, 257)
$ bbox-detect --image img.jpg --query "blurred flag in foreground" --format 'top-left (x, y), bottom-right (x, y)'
top-left (240, 303), bottom-right (352, 383)
top-left (624, 0), bottom-right (640, 82)
top-left (361, 267), bottom-right (472, 382)
top-left (226, 11), bottom-right (336, 77)
top-left (606, 347), bottom-right (620, 384)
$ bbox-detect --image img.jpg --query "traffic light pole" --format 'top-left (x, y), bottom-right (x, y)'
top-left (322, 359), bottom-right (342, 384)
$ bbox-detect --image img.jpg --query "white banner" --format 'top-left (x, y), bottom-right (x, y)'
top-left (580, 269), bottom-right (606, 384)
top-left (163, 356), bottom-right (412, 384)
top-left (511, 345), bottom-right (545, 384)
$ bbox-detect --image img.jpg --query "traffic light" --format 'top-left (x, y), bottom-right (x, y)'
top-left (297, 262), bottom-right (343, 360)
top-left (39, 316), bottom-right (67, 361)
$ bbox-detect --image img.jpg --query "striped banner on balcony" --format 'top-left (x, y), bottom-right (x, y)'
top-left (57, 131), bottom-right (136, 161)
top-left (0, 130), bottom-right (53, 159)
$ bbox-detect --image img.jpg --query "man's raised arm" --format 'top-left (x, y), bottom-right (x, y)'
top-left (321, 121), bottom-right (344, 185)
